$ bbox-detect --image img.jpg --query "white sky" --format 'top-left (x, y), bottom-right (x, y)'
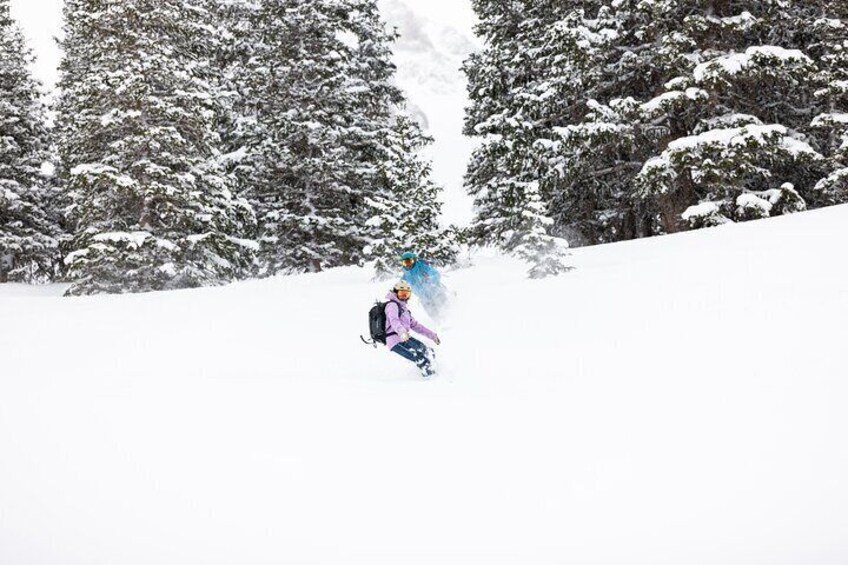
top-left (10, 0), bottom-right (64, 91)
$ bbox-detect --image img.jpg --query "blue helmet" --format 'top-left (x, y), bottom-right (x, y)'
top-left (400, 251), bottom-right (417, 261)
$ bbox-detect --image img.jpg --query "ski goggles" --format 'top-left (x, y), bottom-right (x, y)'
top-left (396, 289), bottom-right (412, 299)
top-left (402, 258), bottom-right (415, 267)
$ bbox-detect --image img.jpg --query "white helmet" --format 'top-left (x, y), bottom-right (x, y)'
top-left (392, 280), bottom-right (412, 295)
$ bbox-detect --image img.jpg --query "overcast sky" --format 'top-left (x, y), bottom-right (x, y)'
top-left (10, 0), bottom-right (64, 90)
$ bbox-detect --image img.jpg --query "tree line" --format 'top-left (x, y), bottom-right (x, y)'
top-left (3, 0), bottom-right (848, 291)
top-left (1, 0), bottom-right (456, 293)
top-left (463, 0), bottom-right (848, 270)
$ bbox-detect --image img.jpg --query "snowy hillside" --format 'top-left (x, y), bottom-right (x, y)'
top-left (3, 206), bottom-right (848, 564)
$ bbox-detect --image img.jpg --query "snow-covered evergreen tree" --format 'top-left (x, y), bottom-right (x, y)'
top-left (511, 180), bottom-right (570, 279)
top-left (367, 113), bottom-right (458, 278)
top-left (806, 9), bottom-right (848, 203)
top-left (465, 1), bottom-right (848, 247)
top-left (55, 0), bottom-right (257, 295)
top-left (230, 0), bottom-right (359, 273)
top-left (626, 10), bottom-right (832, 232)
top-left (0, 0), bottom-right (59, 283)
top-left (227, 0), bottom-right (454, 276)
top-left (209, 0), bottom-right (260, 191)
top-left (462, 0), bottom-right (571, 274)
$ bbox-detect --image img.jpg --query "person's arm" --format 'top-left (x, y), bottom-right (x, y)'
top-left (409, 313), bottom-right (439, 343)
top-left (422, 262), bottom-right (441, 285)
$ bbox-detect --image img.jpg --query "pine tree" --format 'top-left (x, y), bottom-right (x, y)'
top-left (367, 113), bottom-right (459, 278)
top-left (806, 8), bottom-right (848, 203)
top-left (209, 0), bottom-right (260, 193)
top-left (239, 0), bottom-right (364, 273)
top-left (624, 3), bottom-right (835, 232)
top-left (464, 1), bottom-right (848, 247)
top-left (512, 181), bottom-right (570, 279)
top-left (56, 0), bottom-right (257, 295)
top-left (0, 0), bottom-right (59, 283)
top-left (462, 0), bottom-right (571, 274)
top-left (231, 0), bottom-right (454, 275)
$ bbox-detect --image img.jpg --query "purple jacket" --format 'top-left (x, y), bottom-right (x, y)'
top-left (384, 293), bottom-right (438, 350)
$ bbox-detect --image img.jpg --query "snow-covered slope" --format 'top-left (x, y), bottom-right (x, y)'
top-left (3, 207), bottom-right (848, 564)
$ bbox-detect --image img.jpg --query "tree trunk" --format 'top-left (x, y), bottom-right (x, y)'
top-left (659, 169), bottom-right (697, 234)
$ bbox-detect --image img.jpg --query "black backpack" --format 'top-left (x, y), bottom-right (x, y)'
top-left (368, 301), bottom-right (402, 344)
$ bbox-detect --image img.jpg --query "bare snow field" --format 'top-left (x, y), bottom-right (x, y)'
top-left (2, 205), bottom-right (848, 564)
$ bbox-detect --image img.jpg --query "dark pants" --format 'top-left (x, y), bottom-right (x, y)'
top-left (391, 338), bottom-right (433, 375)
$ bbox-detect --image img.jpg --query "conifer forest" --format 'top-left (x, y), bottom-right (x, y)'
top-left (2, 0), bottom-right (847, 292)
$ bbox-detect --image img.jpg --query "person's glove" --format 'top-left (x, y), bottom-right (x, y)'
top-left (434, 336), bottom-right (441, 345)
top-left (399, 332), bottom-right (410, 342)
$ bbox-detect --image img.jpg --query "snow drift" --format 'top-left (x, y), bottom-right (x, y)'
top-left (2, 205), bottom-right (847, 564)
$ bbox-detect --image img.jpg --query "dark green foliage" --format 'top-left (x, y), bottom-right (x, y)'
top-left (56, 0), bottom-right (257, 295)
top-left (224, 0), bottom-right (456, 276)
top-left (0, 0), bottom-right (60, 283)
top-left (369, 114), bottom-right (459, 279)
top-left (462, 0), bottom-right (571, 275)
top-left (464, 0), bottom-right (848, 248)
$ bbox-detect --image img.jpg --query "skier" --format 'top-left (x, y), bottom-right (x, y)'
top-left (385, 280), bottom-right (440, 377)
top-left (400, 251), bottom-right (448, 319)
